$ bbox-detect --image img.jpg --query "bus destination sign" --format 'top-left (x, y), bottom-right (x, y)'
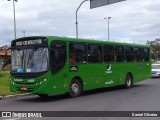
top-left (16, 39), bottom-right (42, 46)
top-left (12, 38), bottom-right (47, 47)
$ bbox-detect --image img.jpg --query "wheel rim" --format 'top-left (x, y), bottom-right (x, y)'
top-left (71, 83), bottom-right (79, 95)
top-left (126, 77), bottom-right (131, 87)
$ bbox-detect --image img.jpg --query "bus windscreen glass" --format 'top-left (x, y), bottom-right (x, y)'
top-left (11, 47), bottom-right (48, 73)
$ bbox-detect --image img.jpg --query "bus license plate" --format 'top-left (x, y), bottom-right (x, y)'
top-left (20, 87), bottom-right (28, 91)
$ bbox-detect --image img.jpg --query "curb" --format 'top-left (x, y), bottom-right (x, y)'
top-left (0, 93), bottom-right (31, 100)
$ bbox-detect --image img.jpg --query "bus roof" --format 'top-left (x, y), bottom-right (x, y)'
top-left (13, 36), bottom-right (149, 48)
top-left (46, 36), bottom-right (149, 47)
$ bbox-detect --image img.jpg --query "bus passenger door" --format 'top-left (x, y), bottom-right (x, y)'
top-left (50, 41), bottom-right (67, 94)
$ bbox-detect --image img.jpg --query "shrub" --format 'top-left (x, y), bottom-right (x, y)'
top-left (0, 72), bottom-right (5, 77)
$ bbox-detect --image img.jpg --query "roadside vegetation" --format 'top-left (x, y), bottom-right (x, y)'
top-left (0, 65), bottom-right (16, 96)
top-left (0, 74), bottom-right (13, 96)
top-left (147, 38), bottom-right (160, 62)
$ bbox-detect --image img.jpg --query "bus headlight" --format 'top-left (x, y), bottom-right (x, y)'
top-left (35, 78), bottom-right (48, 86)
top-left (44, 78), bottom-right (47, 82)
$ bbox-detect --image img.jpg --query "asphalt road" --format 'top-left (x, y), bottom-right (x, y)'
top-left (0, 78), bottom-right (160, 120)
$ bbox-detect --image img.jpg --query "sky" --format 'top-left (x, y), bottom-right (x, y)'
top-left (0, 0), bottom-right (160, 46)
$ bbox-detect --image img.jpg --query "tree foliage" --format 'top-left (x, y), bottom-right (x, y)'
top-left (147, 38), bottom-right (160, 60)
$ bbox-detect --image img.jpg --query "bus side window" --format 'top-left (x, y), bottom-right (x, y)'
top-left (70, 54), bottom-right (76, 63)
top-left (87, 44), bottom-right (102, 63)
top-left (142, 48), bottom-right (150, 62)
top-left (125, 46), bottom-right (133, 62)
top-left (115, 46), bottom-right (125, 62)
top-left (133, 47), bottom-right (142, 62)
top-left (69, 43), bottom-right (87, 64)
top-left (103, 45), bottom-right (114, 62)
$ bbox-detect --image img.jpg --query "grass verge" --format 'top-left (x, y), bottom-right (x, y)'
top-left (0, 72), bottom-right (16, 96)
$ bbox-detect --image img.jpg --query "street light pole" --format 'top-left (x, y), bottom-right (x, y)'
top-left (8, 0), bottom-right (18, 40)
top-left (76, 0), bottom-right (88, 39)
top-left (23, 30), bottom-right (25, 37)
top-left (104, 17), bottom-right (111, 41)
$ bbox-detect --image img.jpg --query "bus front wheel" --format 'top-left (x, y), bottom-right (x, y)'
top-left (69, 79), bottom-right (82, 98)
top-left (125, 74), bottom-right (133, 89)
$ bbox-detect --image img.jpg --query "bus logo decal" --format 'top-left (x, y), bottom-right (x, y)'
top-left (105, 80), bottom-right (114, 85)
top-left (106, 65), bottom-right (112, 74)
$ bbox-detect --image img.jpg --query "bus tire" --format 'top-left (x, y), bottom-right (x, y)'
top-left (124, 73), bottom-right (133, 89)
top-left (69, 79), bottom-right (82, 98)
top-left (37, 94), bottom-right (48, 98)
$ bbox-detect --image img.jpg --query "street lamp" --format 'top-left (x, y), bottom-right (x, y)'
top-left (8, 0), bottom-right (18, 40)
top-left (23, 30), bottom-right (25, 37)
top-left (76, 0), bottom-right (88, 38)
top-left (104, 17), bottom-right (111, 41)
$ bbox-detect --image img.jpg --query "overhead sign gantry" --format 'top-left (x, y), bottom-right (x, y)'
top-left (90, 0), bottom-right (126, 9)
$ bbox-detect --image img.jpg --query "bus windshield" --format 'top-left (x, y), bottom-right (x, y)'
top-left (11, 47), bottom-right (48, 73)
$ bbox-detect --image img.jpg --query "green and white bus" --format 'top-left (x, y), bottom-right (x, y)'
top-left (10, 36), bottom-right (151, 97)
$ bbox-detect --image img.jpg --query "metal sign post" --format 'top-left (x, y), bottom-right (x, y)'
top-left (75, 0), bottom-right (126, 38)
top-left (76, 0), bottom-right (89, 38)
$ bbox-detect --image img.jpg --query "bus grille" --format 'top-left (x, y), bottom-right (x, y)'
top-left (14, 82), bottom-right (35, 85)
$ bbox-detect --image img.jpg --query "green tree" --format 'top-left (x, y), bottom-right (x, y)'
top-left (147, 38), bottom-right (160, 61)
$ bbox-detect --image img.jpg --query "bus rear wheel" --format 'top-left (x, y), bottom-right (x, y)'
top-left (69, 79), bottom-right (82, 98)
top-left (125, 74), bottom-right (133, 89)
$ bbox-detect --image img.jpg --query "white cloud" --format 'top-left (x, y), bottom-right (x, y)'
top-left (0, 0), bottom-right (160, 45)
